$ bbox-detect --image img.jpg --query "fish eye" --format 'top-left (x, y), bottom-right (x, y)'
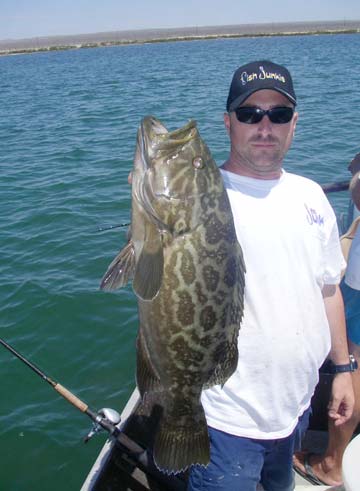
top-left (192, 157), bottom-right (204, 169)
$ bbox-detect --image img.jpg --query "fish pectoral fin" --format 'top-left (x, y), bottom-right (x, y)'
top-left (133, 237), bottom-right (164, 300)
top-left (100, 240), bottom-right (136, 291)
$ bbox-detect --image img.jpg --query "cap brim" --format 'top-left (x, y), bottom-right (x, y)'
top-left (228, 88), bottom-right (297, 112)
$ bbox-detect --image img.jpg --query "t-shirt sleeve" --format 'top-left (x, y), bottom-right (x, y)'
top-left (321, 194), bottom-right (346, 284)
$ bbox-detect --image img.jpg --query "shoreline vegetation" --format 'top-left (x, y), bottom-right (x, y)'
top-left (1, 20), bottom-right (360, 56)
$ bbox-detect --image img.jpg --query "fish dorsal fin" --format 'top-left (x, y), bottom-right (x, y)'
top-left (100, 240), bottom-right (136, 291)
top-left (133, 231), bottom-right (164, 301)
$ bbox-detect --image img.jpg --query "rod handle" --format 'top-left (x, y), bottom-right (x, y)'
top-left (54, 383), bottom-right (88, 413)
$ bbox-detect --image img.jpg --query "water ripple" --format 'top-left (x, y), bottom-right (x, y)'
top-left (1, 33), bottom-right (360, 490)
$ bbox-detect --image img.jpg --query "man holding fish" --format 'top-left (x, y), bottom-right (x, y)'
top-left (103, 60), bottom-right (355, 490)
top-left (187, 60), bottom-right (355, 491)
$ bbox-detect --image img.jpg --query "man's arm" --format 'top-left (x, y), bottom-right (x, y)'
top-left (322, 284), bottom-right (355, 425)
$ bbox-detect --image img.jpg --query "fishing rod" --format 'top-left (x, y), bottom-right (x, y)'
top-left (0, 337), bottom-right (121, 440)
top-left (97, 181), bottom-right (350, 233)
top-left (322, 179), bottom-right (350, 194)
top-left (0, 338), bottom-right (186, 489)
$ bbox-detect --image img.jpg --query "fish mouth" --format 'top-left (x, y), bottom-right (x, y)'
top-left (133, 117), bottom-right (199, 231)
top-left (139, 116), bottom-right (198, 200)
top-left (140, 116), bottom-right (197, 164)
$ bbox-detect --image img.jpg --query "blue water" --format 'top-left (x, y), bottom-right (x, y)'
top-left (0, 33), bottom-right (359, 490)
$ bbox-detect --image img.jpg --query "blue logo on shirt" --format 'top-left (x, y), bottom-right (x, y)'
top-left (305, 204), bottom-right (324, 226)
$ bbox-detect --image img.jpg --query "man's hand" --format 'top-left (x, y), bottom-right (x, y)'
top-left (328, 372), bottom-right (355, 426)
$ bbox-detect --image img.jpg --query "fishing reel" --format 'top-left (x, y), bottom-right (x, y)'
top-left (84, 407), bottom-right (121, 443)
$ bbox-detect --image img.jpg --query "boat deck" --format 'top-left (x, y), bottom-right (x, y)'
top-left (82, 371), bottom-right (360, 491)
top-left (82, 427), bottom-right (344, 490)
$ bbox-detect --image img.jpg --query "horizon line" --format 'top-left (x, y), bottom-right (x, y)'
top-left (1, 18), bottom-right (360, 43)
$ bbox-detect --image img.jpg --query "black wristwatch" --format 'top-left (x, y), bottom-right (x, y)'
top-left (320, 355), bottom-right (358, 374)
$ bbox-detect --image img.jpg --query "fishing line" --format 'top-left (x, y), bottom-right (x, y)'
top-left (97, 222), bottom-right (131, 232)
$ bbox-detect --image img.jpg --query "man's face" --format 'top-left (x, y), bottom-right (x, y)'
top-left (224, 89), bottom-right (298, 179)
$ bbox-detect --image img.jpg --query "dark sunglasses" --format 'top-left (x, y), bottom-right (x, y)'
top-left (235, 106), bottom-right (295, 125)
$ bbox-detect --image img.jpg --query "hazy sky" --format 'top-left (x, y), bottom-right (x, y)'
top-left (2, 0), bottom-right (360, 40)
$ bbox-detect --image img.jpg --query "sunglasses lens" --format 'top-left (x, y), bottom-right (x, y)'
top-left (235, 106), bottom-right (294, 124)
top-left (235, 107), bottom-right (263, 124)
top-left (268, 107), bottom-right (294, 124)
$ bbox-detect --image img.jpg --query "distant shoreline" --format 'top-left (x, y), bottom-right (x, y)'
top-left (1, 20), bottom-right (359, 56)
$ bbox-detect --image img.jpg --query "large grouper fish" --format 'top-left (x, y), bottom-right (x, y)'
top-left (100, 116), bottom-right (245, 474)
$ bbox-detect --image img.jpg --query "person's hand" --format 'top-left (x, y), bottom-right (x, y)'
top-left (328, 372), bottom-right (355, 426)
top-left (348, 153), bottom-right (360, 175)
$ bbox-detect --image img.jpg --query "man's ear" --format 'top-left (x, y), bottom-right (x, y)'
top-left (224, 112), bottom-right (231, 136)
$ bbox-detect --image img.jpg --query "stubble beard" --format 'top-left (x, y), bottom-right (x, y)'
top-left (241, 136), bottom-right (284, 177)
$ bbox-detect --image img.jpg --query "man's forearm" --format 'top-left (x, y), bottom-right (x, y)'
top-left (322, 284), bottom-right (350, 363)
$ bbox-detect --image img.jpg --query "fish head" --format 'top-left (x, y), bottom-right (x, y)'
top-left (134, 116), bottom-right (219, 233)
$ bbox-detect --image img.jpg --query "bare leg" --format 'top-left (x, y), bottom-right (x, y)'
top-left (294, 342), bottom-right (360, 485)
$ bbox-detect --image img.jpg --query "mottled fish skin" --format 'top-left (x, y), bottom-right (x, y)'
top-left (101, 116), bottom-right (245, 474)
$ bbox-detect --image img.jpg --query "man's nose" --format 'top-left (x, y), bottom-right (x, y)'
top-left (256, 115), bottom-right (273, 134)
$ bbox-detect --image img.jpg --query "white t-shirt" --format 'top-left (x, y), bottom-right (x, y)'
top-left (345, 205), bottom-right (360, 290)
top-left (201, 169), bottom-right (345, 440)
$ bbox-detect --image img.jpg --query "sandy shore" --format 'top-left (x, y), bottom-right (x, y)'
top-left (1, 20), bottom-right (359, 56)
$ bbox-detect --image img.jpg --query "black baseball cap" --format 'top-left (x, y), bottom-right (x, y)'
top-left (226, 60), bottom-right (297, 112)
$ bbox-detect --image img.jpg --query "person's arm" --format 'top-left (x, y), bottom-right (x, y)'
top-left (348, 153), bottom-right (360, 210)
top-left (322, 284), bottom-right (355, 426)
top-left (349, 170), bottom-right (360, 210)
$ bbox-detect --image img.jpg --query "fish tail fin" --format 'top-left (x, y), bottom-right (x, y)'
top-left (153, 406), bottom-right (210, 474)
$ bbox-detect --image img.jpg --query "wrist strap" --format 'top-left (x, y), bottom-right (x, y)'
top-left (320, 355), bottom-right (358, 374)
